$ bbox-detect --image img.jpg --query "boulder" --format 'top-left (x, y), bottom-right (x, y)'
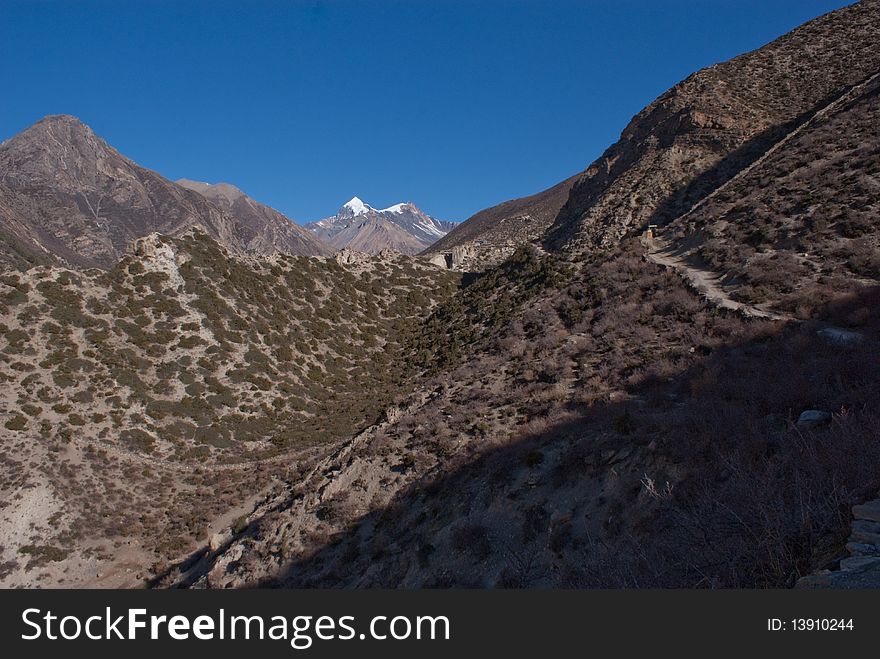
top-left (853, 519), bottom-right (880, 534)
top-left (839, 556), bottom-right (880, 571)
top-left (846, 541), bottom-right (878, 556)
top-left (796, 410), bottom-right (831, 429)
top-left (427, 253), bottom-right (449, 268)
top-left (849, 527), bottom-right (880, 547)
top-left (817, 327), bottom-right (862, 346)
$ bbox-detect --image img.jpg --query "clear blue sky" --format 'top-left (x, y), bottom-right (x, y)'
top-left (0, 0), bottom-right (851, 222)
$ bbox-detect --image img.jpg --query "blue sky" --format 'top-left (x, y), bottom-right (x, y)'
top-left (0, 0), bottom-right (851, 222)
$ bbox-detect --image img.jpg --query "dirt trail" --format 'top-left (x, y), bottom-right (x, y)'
top-left (644, 71), bottom-right (880, 322)
top-left (646, 237), bottom-right (788, 320)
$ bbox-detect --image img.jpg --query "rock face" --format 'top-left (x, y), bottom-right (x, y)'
top-left (0, 115), bottom-right (329, 270)
top-left (305, 197), bottom-right (455, 255)
top-left (424, 242), bottom-right (501, 271)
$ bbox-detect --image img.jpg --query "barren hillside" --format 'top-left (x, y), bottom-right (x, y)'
top-left (421, 175), bottom-right (578, 270)
top-left (545, 0), bottom-right (880, 253)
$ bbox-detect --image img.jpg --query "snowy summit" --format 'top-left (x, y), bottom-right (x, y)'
top-left (305, 196), bottom-right (456, 255)
top-left (342, 196), bottom-right (373, 216)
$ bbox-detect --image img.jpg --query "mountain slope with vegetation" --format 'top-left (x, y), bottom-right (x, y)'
top-left (179, 0), bottom-right (880, 589)
top-left (0, 230), bottom-right (459, 586)
top-left (654, 69), bottom-right (880, 317)
top-left (545, 0), bottom-right (880, 254)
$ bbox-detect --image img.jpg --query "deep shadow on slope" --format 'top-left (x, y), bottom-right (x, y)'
top-left (251, 288), bottom-right (880, 589)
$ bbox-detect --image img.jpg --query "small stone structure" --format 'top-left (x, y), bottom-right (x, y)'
top-left (797, 493), bottom-right (880, 588)
top-left (426, 244), bottom-right (479, 270)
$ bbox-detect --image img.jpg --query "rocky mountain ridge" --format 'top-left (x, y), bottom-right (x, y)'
top-left (546, 0), bottom-right (880, 255)
top-left (0, 115), bottom-right (330, 270)
top-left (176, 179), bottom-right (331, 257)
top-left (424, 0), bottom-right (880, 271)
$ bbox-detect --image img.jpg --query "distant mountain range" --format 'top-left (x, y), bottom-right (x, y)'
top-left (305, 196), bottom-right (455, 255)
top-left (0, 114), bottom-right (454, 269)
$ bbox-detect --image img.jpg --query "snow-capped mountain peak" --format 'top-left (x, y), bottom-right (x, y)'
top-left (342, 196), bottom-right (373, 216)
top-left (379, 202), bottom-right (408, 214)
top-left (305, 197), bottom-right (456, 255)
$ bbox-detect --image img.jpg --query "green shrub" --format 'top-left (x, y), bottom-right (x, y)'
top-left (4, 414), bottom-right (27, 431)
top-left (120, 428), bottom-right (156, 453)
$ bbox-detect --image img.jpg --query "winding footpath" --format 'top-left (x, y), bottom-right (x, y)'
top-left (646, 238), bottom-right (788, 321)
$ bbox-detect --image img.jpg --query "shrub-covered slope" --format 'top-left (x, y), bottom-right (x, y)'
top-left (0, 230), bottom-right (459, 586)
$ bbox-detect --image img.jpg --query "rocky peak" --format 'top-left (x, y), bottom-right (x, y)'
top-left (0, 114), bottom-right (125, 193)
top-left (0, 117), bottom-right (331, 268)
top-left (177, 179), bottom-right (248, 208)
